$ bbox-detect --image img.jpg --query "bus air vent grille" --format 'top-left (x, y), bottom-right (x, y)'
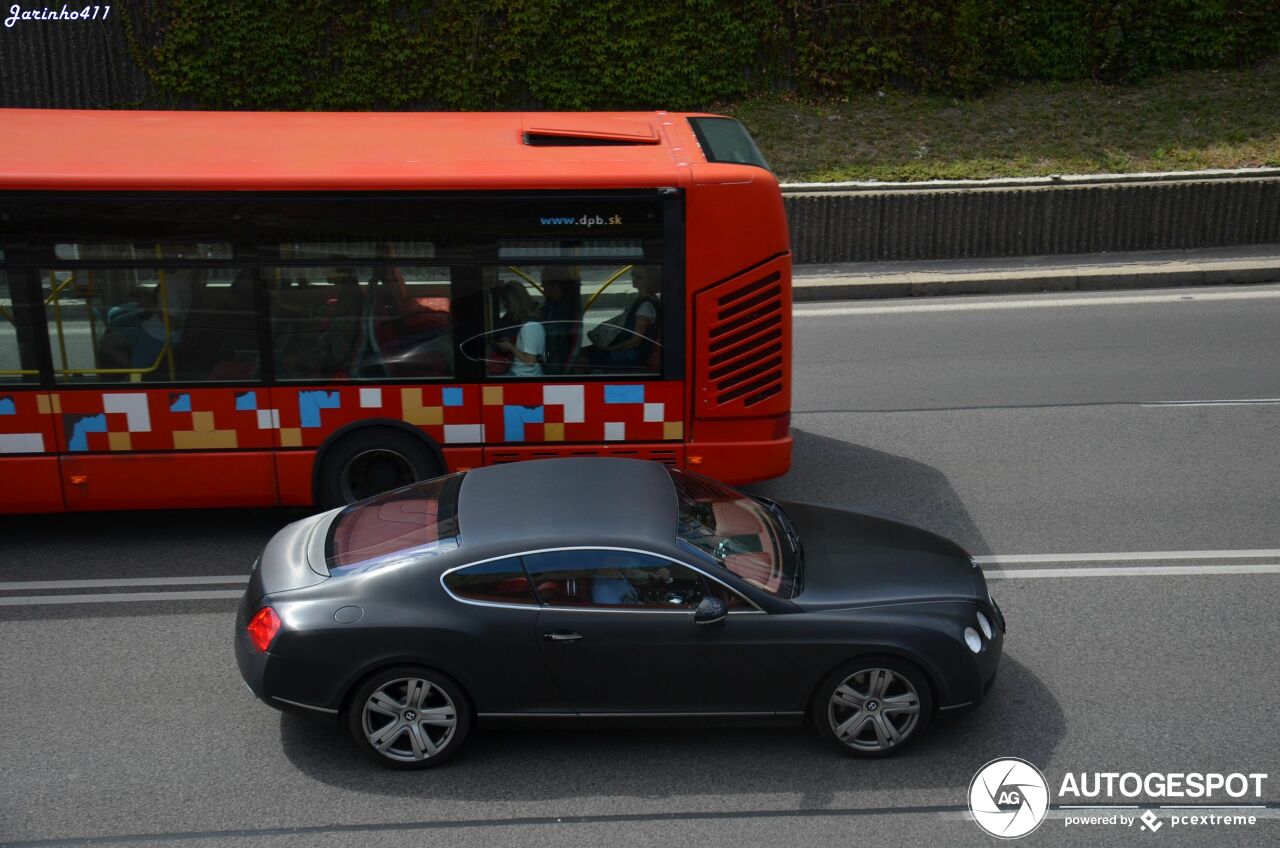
top-left (705, 270), bottom-right (785, 408)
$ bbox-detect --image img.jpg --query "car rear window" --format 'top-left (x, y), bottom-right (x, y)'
top-left (325, 473), bottom-right (464, 574)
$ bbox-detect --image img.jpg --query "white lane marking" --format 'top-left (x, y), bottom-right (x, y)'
top-left (4, 549), bottom-right (1278, 605)
top-left (986, 564), bottom-right (1280, 579)
top-left (975, 549), bottom-right (1280, 564)
top-left (1141, 398), bottom-right (1280, 407)
top-left (0, 590), bottom-right (245, 606)
top-left (0, 575), bottom-right (250, 592)
top-left (793, 288), bottom-right (1280, 317)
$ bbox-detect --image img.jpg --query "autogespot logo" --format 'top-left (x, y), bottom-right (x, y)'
top-left (969, 758), bottom-right (1051, 839)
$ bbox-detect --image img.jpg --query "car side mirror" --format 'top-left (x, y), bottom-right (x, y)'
top-left (693, 595), bottom-right (727, 625)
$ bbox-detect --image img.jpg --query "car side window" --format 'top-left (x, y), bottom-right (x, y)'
top-left (676, 540), bottom-right (756, 611)
top-left (442, 557), bottom-right (536, 606)
top-left (703, 578), bottom-right (756, 611)
top-left (523, 549), bottom-right (709, 610)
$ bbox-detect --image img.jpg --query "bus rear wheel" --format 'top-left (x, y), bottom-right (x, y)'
top-left (318, 429), bottom-right (442, 507)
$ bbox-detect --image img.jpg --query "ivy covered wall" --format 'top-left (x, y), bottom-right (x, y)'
top-left (49, 0), bottom-right (1280, 109)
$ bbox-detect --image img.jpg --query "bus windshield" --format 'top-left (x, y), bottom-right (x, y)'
top-left (667, 468), bottom-right (799, 598)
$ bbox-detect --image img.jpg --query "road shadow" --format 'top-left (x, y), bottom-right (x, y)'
top-left (279, 655), bottom-right (1060, 807)
top-left (747, 426), bottom-right (994, 555)
top-left (0, 506), bottom-right (306, 582)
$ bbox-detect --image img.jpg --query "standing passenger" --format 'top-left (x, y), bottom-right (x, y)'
top-left (539, 267), bottom-right (581, 374)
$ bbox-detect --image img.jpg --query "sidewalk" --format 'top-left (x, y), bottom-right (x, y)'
top-left (792, 244), bottom-right (1280, 302)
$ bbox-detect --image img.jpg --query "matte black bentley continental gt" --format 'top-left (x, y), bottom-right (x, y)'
top-left (235, 457), bottom-right (1004, 768)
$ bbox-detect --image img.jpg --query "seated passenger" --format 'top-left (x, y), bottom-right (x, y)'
top-left (96, 286), bottom-right (168, 376)
top-left (582, 266), bottom-right (661, 372)
top-left (493, 281), bottom-right (544, 377)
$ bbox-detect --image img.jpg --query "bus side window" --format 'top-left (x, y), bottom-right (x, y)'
top-left (0, 268), bottom-right (41, 384)
top-left (268, 266), bottom-right (454, 381)
top-left (41, 265), bottom-right (255, 384)
top-left (171, 268), bottom-right (260, 381)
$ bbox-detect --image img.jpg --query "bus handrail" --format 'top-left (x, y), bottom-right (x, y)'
top-left (582, 265), bottom-right (635, 314)
top-left (35, 264), bottom-right (177, 381)
top-left (504, 266), bottom-right (544, 295)
top-left (0, 341), bottom-right (172, 380)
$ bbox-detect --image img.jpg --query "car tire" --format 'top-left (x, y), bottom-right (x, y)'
top-left (812, 655), bottom-right (933, 758)
top-left (317, 428), bottom-right (441, 508)
top-left (346, 666), bottom-right (472, 769)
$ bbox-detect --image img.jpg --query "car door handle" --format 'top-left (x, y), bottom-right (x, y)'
top-left (543, 630), bottom-right (583, 642)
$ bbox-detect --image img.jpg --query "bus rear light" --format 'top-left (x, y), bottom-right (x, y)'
top-left (247, 607), bottom-right (281, 653)
top-left (687, 455), bottom-right (703, 465)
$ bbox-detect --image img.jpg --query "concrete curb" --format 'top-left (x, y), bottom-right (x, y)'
top-left (792, 248), bottom-right (1280, 302)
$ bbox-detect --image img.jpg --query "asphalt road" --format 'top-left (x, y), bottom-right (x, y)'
top-left (2, 284), bottom-right (1278, 847)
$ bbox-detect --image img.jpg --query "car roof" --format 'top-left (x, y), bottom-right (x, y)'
top-left (455, 457), bottom-right (678, 553)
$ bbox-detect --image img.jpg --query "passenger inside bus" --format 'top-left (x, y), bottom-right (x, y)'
top-left (492, 281), bottom-right (544, 378)
top-left (538, 267), bottom-right (582, 375)
top-left (578, 265), bottom-right (661, 373)
top-left (95, 285), bottom-right (169, 375)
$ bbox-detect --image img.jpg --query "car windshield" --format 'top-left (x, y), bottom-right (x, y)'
top-left (667, 468), bottom-right (799, 598)
top-left (325, 473), bottom-right (464, 574)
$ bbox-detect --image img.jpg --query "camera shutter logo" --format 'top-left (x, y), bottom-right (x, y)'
top-left (968, 758), bottom-right (1051, 839)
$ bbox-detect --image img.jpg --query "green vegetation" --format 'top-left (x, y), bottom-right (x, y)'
top-left (120, 1), bottom-right (1280, 182)
top-left (737, 59), bottom-right (1280, 182)
top-left (125, 1), bottom-right (1280, 109)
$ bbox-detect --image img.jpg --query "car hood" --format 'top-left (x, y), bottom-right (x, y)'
top-left (780, 500), bottom-right (981, 610)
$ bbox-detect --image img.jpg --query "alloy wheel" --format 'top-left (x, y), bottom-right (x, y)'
top-left (827, 667), bottom-right (921, 752)
top-left (360, 677), bottom-right (458, 762)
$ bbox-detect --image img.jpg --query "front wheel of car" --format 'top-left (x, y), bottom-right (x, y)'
top-left (812, 656), bottom-right (932, 758)
top-left (346, 666), bottom-right (472, 769)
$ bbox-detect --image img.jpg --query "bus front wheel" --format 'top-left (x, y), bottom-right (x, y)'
top-left (317, 428), bottom-right (442, 508)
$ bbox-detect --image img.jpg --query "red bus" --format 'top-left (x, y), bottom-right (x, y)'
top-left (0, 110), bottom-right (791, 513)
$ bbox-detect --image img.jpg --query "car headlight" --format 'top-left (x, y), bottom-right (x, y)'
top-left (964, 627), bottom-right (983, 653)
top-left (976, 611), bottom-right (993, 640)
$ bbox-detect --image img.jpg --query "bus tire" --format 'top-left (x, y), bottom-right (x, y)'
top-left (316, 428), bottom-right (442, 508)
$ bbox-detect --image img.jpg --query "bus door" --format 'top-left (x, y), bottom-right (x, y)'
top-left (38, 262), bottom-right (278, 511)
top-left (0, 266), bottom-right (62, 512)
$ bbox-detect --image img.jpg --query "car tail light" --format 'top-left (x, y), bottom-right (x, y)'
top-left (247, 607), bottom-right (281, 653)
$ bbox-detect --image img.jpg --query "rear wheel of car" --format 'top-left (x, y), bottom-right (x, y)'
top-left (812, 656), bottom-right (932, 758)
top-left (317, 428), bottom-right (441, 507)
top-left (346, 666), bottom-right (472, 769)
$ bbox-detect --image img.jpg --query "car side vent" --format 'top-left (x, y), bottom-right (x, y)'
top-left (705, 270), bottom-right (785, 408)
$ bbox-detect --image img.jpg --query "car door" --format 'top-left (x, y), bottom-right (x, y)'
top-left (525, 548), bottom-right (789, 714)
top-left (438, 556), bottom-right (569, 714)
